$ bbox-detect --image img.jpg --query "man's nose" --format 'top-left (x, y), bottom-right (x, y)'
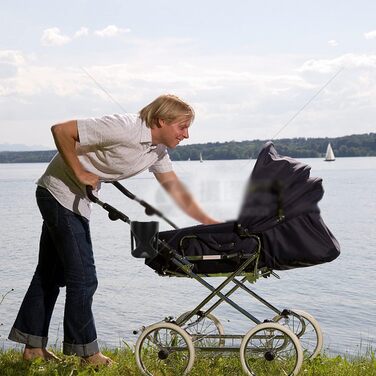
top-left (183, 128), bottom-right (189, 138)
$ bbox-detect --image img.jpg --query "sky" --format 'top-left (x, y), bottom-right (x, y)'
top-left (0, 0), bottom-right (376, 148)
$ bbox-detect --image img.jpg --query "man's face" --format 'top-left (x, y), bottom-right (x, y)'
top-left (156, 117), bottom-right (191, 148)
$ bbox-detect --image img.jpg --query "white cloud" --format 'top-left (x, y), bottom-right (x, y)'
top-left (364, 30), bottom-right (376, 40)
top-left (0, 50), bottom-right (26, 65)
top-left (299, 53), bottom-right (376, 73)
top-left (2, 47), bottom-right (376, 145)
top-left (0, 50), bottom-right (27, 79)
top-left (41, 27), bottom-right (89, 46)
top-left (94, 25), bottom-right (131, 38)
top-left (74, 27), bottom-right (89, 39)
top-left (1, 65), bottom-right (89, 97)
top-left (41, 27), bottom-right (71, 46)
top-left (328, 39), bottom-right (338, 47)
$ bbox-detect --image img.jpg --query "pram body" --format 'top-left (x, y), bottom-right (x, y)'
top-left (146, 141), bottom-right (340, 276)
top-left (88, 142), bottom-right (340, 376)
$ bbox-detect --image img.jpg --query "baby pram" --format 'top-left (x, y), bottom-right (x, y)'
top-left (87, 142), bottom-right (340, 376)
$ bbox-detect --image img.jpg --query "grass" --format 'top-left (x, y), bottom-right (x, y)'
top-left (0, 347), bottom-right (375, 376)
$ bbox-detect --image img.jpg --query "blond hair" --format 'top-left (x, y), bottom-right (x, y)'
top-left (139, 94), bottom-right (195, 128)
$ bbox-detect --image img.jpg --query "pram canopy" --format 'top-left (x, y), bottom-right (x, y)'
top-left (148, 142), bottom-right (340, 274)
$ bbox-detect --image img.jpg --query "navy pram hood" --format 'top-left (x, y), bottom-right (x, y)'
top-left (152, 142), bottom-right (340, 274)
top-left (239, 141), bottom-right (323, 229)
top-left (238, 141), bottom-right (340, 270)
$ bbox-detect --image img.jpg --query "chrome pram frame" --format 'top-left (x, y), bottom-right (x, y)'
top-left (87, 182), bottom-right (323, 376)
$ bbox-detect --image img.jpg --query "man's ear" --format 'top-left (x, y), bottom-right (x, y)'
top-left (151, 118), bottom-right (161, 128)
top-left (157, 118), bottom-right (167, 128)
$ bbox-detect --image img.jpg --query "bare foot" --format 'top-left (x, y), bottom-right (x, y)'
top-left (43, 349), bottom-right (61, 361)
top-left (23, 346), bottom-right (61, 361)
top-left (82, 352), bottom-right (114, 366)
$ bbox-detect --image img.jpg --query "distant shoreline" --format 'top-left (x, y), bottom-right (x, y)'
top-left (0, 133), bottom-right (375, 163)
top-left (0, 155), bottom-right (375, 165)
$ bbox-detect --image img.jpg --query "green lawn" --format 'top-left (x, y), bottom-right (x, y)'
top-left (0, 348), bottom-right (375, 376)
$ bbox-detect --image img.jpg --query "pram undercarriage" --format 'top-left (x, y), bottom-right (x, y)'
top-left (87, 143), bottom-right (339, 376)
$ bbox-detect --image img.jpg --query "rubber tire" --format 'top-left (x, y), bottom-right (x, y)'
top-left (273, 309), bottom-right (323, 359)
top-left (135, 322), bottom-right (195, 376)
top-left (240, 322), bottom-right (304, 376)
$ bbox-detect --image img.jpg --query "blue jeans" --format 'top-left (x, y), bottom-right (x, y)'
top-left (8, 186), bottom-right (99, 356)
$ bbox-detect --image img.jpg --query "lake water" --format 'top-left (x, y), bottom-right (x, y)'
top-left (0, 157), bottom-right (375, 356)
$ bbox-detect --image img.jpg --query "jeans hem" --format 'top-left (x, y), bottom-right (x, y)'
top-left (63, 339), bottom-right (99, 357)
top-left (8, 327), bottom-right (48, 348)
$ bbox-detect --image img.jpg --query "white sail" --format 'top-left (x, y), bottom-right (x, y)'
top-left (199, 152), bottom-right (203, 163)
top-left (325, 143), bottom-right (335, 161)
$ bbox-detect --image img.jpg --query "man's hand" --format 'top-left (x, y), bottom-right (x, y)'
top-left (76, 170), bottom-right (100, 189)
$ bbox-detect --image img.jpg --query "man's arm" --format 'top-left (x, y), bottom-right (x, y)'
top-left (154, 171), bottom-right (219, 225)
top-left (51, 120), bottom-right (99, 188)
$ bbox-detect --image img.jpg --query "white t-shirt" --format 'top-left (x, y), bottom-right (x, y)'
top-left (37, 114), bottom-right (173, 219)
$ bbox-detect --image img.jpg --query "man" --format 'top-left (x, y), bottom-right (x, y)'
top-left (8, 94), bottom-right (218, 365)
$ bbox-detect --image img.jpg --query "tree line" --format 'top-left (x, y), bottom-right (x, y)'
top-left (169, 133), bottom-right (376, 160)
top-left (0, 133), bottom-right (375, 163)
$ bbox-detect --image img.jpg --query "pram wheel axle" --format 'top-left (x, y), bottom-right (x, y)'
top-left (157, 349), bottom-right (169, 360)
top-left (132, 325), bottom-right (145, 335)
top-left (264, 350), bottom-right (276, 361)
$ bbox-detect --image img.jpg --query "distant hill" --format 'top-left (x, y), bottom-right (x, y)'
top-left (0, 150), bottom-right (57, 163)
top-left (169, 133), bottom-right (376, 160)
top-left (0, 143), bottom-right (51, 152)
top-left (0, 133), bottom-right (375, 163)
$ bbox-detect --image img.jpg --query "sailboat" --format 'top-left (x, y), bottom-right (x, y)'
top-left (199, 152), bottom-right (203, 163)
top-left (324, 143), bottom-right (335, 161)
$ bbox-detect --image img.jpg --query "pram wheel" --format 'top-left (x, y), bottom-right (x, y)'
top-left (273, 309), bottom-right (323, 360)
top-left (135, 322), bottom-right (195, 376)
top-left (240, 322), bottom-right (303, 376)
top-left (176, 311), bottom-right (225, 348)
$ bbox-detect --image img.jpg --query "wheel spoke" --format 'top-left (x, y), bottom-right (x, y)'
top-left (177, 311), bottom-right (225, 348)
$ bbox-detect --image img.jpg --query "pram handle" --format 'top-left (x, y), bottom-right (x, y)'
top-left (86, 185), bottom-right (99, 203)
top-left (112, 181), bottom-right (135, 200)
top-left (86, 185), bottom-right (131, 223)
top-left (110, 181), bottom-right (179, 230)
